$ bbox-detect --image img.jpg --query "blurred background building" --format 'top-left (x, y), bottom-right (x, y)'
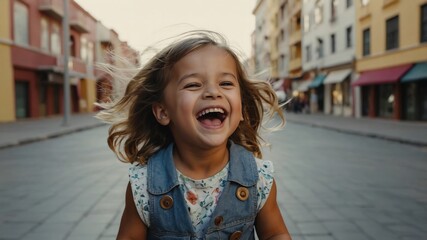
top-left (252, 0), bottom-right (427, 121)
top-left (1, 0), bottom-right (426, 123)
top-left (0, 0), bottom-right (139, 122)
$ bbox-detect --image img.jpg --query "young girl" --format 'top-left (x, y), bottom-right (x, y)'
top-left (98, 31), bottom-right (292, 240)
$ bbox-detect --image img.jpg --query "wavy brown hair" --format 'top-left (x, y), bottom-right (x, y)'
top-left (97, 31), bottom-right (285, 164)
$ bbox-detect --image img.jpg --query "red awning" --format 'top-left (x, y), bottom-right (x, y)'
top-left (352, 64), bottom-right (412, 86)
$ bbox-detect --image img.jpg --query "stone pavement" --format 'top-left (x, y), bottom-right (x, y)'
top-left (284, 112), bottom-right (427, 147)
top-left (1, 112), bottom-right (426, 240)
top-left (0, 113), bottom-right (105, 149)
top-left (1, 112), bottom-right (426, 150)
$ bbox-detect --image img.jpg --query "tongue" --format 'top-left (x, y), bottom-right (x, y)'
top-left (200, 118), bottom-right (222, 127)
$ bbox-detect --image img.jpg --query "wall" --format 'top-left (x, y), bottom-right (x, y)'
top-left (0, 0), bottom-right (14, 122)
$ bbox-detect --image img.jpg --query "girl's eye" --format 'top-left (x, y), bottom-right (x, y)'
top-left (184, 82), bottom-right (201, 88)
top-left (220, 81), bottom-right (234, 87)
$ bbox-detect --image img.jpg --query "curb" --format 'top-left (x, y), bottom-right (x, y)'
top-left (0, 123), bottom-right (106, 150)
top-left (287, 119), bottom-right (427, 148)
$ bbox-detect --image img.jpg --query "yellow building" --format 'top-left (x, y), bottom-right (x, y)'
top-left (288, 0), bottom-right (302, 79)
top-left (269, 0), bottom-right (281, 79)
top-left (0, 0), bottom-right (15, 122)
top-left (354, 0), bottom-right (427, 120)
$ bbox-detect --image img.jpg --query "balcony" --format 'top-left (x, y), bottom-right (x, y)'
top-left (289, 30), bottom-right (301, 45)
top-left (38, 0), bottom-right (63, 21)
top-left (291, 0), bottom-right (301, 16)
top-left (70, 11), bottom-right (89, 33)
top-left (289, 57), bottom-right (302, 72)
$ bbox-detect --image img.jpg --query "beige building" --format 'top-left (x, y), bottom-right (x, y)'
top-left (0, 0), bottom-right (14, 122)
top-left (353, 0), bottom-right (427, 121)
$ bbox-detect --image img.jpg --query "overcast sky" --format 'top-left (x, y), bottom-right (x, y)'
top-left (75, 0), bottom-right (256, 60)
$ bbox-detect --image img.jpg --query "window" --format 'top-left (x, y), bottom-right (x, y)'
top-left (347, 0), bottom-right (353, 8)
top-left (363, 28), bottom-right (370, 56)
top-left (306, 45), bottom-right (311, 62)
top-left (87, 42), bottom-right (94, 63)
top-left (421, 4), bottom-right (427, 43)
top-left (80, 36), bottom-right (87, 61)
top-left (304, 14), bottom-right (310, 32)
top-left (346, 26), bottom-right (352, 48)
top-left (280, 4), bottom-right (285, 20)
top-left (317, 38), bottom-right (324, 58)
top-left (386, 16), bottom-right (399, 50)
top-left (51, 22), bottom-right (61, 55)
top-left (330, 34), bottom-right (336, 53)
top-left (331, 0), bottom-right (338, 22)
top-left (14, 1), bottom-right (29, 45)
top-left (315, 0), bottom-right (323, 24)
top-left (40, 18), bottom-right (49, 52)
top-left (280, 54), bottom-right (285, 72)
top-left (280, 29), bottom-right (285, 42)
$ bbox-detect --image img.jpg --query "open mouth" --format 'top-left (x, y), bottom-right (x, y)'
top-left (196, 107), bottom-right (228, 127)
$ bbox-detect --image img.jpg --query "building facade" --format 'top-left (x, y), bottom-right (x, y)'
top-left (0, 0), bottom-right (139, 122)
top-left (353, 0), bottom-right (427, 121)
top-left (252, 0), bottom-right (426, 121)
top-left (302, 0), bottom-right (355, 116)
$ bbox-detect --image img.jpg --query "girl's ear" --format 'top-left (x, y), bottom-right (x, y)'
top-left (152, 103), bottom-right (170, 126)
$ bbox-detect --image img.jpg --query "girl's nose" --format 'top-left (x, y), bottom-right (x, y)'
top-left (202, 84), bottom-right (222, 99)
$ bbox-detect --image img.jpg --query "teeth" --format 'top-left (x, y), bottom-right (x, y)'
top-left (197, 108), bottom-right (225, 118)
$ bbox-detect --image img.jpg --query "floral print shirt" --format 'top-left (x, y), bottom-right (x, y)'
top-left (129, 158), bottom-right (274, 233)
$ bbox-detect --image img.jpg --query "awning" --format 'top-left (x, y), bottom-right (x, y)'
top-left (401, 62), bottom-right (427, 83)
top-left (308, 75), bottom-right (326, 88)
top-left (352, 64), bottom-right (412, 86)
top-left (323, 69), bottom-right (352, 84)
top-left (295, 80), bottom-right (313, 92)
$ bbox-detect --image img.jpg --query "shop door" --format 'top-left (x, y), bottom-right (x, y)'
top-left (378, 84), bottom-right (394, 118)
top-left (15, 81), bottom-right (29, 119)
top-left (361, 86), bottom-right (369, 116)
top-left (421, 83), bottom-right (427, 120)
top-left (403, 83), bottom-right (417, 120)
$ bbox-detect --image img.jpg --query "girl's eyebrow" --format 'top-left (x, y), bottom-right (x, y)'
top-left (178, 72), bottom-right (237, 83)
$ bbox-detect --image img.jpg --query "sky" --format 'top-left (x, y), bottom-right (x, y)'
top-left (75, 0), bottom-right (256, 60)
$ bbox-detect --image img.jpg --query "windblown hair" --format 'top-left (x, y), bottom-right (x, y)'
top-left (97, 31), bottom-right (285, 164)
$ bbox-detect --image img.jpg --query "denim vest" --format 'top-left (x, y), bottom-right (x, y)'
top-left (146, 142), bottom-right (259, 240)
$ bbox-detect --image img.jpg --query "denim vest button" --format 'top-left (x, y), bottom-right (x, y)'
top-left (160, 195), bottom-right (173, 209)
top-left (229, 231), bottom-right (242, 240)
top-left (214, 216), bottom-right (223, 226)
top-left (236, 187), bottom-right (249, 201)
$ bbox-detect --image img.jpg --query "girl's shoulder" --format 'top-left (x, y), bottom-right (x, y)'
top-left (129, 162), bottom-right (148, 181)
top-left (128, 162), bottom-right (150, 225)
top-left (254, 158), bottom-right (275, 210)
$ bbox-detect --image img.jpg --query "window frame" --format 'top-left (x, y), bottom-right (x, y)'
top-left (362, 28), bottom-right (371, 56)
top-left (13, 1), bottom-right (29, 45)
top-left (421, 3), bottom-right (427, 43)
top-left (386, 15), bottom-right (399, 50)
top-left (346, 26), bottom-right (352, 48)
top-left (330, 33), bottom-right (336, 53)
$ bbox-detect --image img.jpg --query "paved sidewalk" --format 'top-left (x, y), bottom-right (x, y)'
top-left (1, 112), bottom-right (426, 149)
top-left (0, 113), bottom-right (105, 149)
top-left (285, 112), bottom-right (427, 147)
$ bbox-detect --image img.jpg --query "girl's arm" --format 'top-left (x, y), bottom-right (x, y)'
top-left (117, 182), bottom-right (147, 240)
top-left (255, 180), bottom-right (292, 240)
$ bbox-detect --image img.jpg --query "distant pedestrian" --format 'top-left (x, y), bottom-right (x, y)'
top-left (97, 31), bottom-right (292, 240)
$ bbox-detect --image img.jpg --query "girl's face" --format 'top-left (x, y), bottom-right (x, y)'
top-left (153, 45), bottom-right (243, 150)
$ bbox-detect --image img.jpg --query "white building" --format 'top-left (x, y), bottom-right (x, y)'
top-left (253, 0), bottom-right (272, 80)
top-left (302, 0), bottom-right (355, 116)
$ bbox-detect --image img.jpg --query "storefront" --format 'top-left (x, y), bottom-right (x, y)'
top-left (323, 69), bottom-right (352, 116)
top-left (291, 79), bottom-right (312, 113)
top-left (308, 74), bottom-right (326, 113)
top-left (401, 62), bottom-right (427, 121)
top-left (352, 64), bottom-right (412, 120)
